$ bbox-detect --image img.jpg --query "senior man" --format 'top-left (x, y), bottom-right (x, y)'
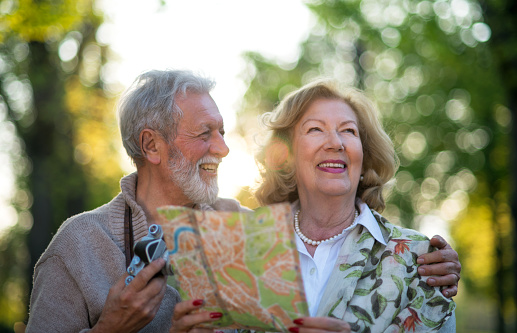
top-left (26, 70), bottom-right (460, 332)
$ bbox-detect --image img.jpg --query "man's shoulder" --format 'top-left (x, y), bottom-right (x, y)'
top-left (38, 198), bottom-right (119, 260)
top-left (59, 202), bottom-right (112, 236)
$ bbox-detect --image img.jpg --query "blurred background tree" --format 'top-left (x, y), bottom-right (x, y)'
top-left (0, 0), bottom-right (123, 330)
top-left (236, 0), bottom-right (515, 331)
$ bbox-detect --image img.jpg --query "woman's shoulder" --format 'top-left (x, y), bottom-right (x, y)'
top-left (369, 210), bottom-right (432, 255)
top-left (370, 210), bottom-right (428, 239)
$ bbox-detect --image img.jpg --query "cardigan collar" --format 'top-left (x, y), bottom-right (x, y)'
top-left (110, 172), bottom-right (221, 250)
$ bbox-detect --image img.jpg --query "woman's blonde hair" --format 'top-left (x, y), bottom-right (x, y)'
top-left (254, 79), bottom-right (399, 212)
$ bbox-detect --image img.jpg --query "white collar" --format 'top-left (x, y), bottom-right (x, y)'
top-left (355, 200), bottom-right (387, 245)
top-left (291, 199), bottom-right (387, 246)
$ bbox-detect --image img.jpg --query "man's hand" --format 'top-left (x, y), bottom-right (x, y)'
top-left (91, 258), bottom-right (168, 333)
top-left (417, 235), bottom-right (461, 298)
top-left (288, 317), bottom-right (351, 333)
top-left (169, 299), bottom-right (223, 333)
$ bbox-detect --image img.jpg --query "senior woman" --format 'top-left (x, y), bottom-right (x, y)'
top-left (252, 80), bottom-right (456, 332)
top-left (170, 80), bottom-right (459, 333)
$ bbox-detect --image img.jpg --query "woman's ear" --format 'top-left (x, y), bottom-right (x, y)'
top-left (139, 129), bottom-right (162, 165)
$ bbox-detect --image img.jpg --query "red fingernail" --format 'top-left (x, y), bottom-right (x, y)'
top-left (293, 318), bottom-right (304, 325)
top-left (192, 299), bottom-right (204, 306)
top-left (210, 312), bottom-right (223, 319)
top-left (289, 327), bottom-right (299, 333)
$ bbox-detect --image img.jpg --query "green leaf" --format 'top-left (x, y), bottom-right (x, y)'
top-left (360, 248), bottom-right (371, 258)
top-left (420, 313), bottom-right (440, 328)
top-left (350, 305), bottom-right (374, 324)
top-left (358, 232), bottom-right (373, 243)
top-left (418, 280), bottom-right (436, 298)
top-left (375, 262), bottom-right (382, 277)
top-left (408, 234), bottom-right (429, 241)
top-left (412, 296), bottom-right (424, 309)
top-left (404, 276), bottom-right (416, 286)
top-left (371, 242), bottom-right (382, 257)
top-left (371, 291), bottom-right (388, 319)
top-left (327, 297), bottom-right (343, 316)
top-left (393, 254), bottom-right (407, 266)
top-left (392, 228), bottom-right (402, 238)
top-left (361, 269), bottom-right (376, 279)
top-left (426, 296), bottom-right (449, 311)
top-left (392, 275), bottom-right (404, 293)
top-left (427, 296), bottom-right (447, 306)
top-left (449, 301), bottom-right (456, 312)
top-left (380, 251), bottom-right (392, 262)
top-left (351, 259), bottom-right (367, 267)
top-left (354, 288), bottom-right (371, 296)
top-left (372, 278), bottom-right (383, 290)
top-left (346, 270), bottom-right (363, 278)
top-left (407, 287), bottom-right (417, 301)
top-left (339, 263), bottom-right (351, 271)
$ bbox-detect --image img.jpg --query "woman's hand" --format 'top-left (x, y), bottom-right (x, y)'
top-left (288, 317), bottom-right (351, 333)
top-left (417, 235), bottom-right (461, 298)
top-left (92, 258), bottom-right (168, 333)
top-left (169, 299), bottom-right (223, 333)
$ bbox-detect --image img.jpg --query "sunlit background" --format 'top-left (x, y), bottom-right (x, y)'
top-left (0, 0), bottom-right (515, 332)
top-left (96, 0), bottom-right (313, 200)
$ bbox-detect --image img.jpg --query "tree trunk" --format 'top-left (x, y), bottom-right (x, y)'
top-left (24, 41), bottom-right (88, 306)
top-left (482, 0), bottom-right (517, 330)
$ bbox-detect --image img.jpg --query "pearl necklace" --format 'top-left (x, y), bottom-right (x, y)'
top-left (294, 209), bottom-right (359, 246)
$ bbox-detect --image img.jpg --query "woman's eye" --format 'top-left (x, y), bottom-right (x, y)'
top-left (308, 127), bottom-right (321, 133)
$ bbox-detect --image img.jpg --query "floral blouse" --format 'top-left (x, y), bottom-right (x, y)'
top-left (315, 209), bottom-right (456, 332)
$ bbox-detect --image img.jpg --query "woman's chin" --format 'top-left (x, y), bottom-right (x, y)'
top-left (314, 184), bottom-right (357, 199)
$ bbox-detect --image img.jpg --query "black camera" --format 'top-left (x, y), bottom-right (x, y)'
top-left (125, 224), bottom-right (174, 285)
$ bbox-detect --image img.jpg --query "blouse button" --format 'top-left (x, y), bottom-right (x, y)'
top-left (310, 267), bottom-right (316, 275)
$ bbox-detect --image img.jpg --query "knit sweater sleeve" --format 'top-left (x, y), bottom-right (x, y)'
top-left (26, 255), bottom-right (92, 332)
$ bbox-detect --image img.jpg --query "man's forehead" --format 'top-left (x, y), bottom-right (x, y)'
top-left (177, 92), bottom-right (217, 112)
top-left (176, 92), bottom-right (224, 127)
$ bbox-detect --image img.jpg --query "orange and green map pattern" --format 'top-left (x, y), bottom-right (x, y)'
top-left (157, 203), bottom-right (308, 332)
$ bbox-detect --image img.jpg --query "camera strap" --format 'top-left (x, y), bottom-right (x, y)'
top-left (124, 203), bottom-right (134, 268)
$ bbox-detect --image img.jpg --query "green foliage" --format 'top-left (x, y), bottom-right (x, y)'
top-left (0, 0), bottom-right (123, 330)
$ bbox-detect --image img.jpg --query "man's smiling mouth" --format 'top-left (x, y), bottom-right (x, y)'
top-left (200, 163), bottom-right (218, 173)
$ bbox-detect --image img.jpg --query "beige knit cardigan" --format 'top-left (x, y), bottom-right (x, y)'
top-left (26, 172), bottom-right (246, 332)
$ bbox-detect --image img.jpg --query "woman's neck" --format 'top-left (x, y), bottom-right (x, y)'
top-left (296, 194), bottom-right (357, 240)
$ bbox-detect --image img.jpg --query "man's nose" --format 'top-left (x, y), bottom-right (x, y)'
top-left (210, 132), bottom-right (230, 158)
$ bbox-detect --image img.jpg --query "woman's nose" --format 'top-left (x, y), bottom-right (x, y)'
top-left (324, 131), bottom-right (344, 151)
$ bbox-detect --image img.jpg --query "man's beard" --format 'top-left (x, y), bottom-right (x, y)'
top-left (167, 145), bottom-right (220, 205)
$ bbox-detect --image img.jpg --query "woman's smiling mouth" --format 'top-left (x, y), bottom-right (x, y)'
top-left (317, 161), bottom-right (347, 173)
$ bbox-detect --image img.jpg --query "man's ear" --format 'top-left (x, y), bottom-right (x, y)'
top-left (139, 129), bottom-right (162, 165)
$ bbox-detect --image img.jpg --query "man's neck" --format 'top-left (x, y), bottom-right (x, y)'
top-left (135, 167), bottom-right (194, 226)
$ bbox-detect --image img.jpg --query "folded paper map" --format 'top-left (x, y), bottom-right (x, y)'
top-left (156, 203), bottom-right (308, 332)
